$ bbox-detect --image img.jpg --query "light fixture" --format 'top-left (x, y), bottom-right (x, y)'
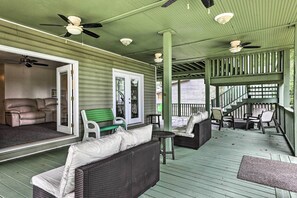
top-left (120, 38), bottom-right (133, 46)
top-left (66, 25), bottom-right (83, 35)
top-left (229, 47), bottom-right (242, 53)
top-left (154, 53), bottom-right (163, 63)
top-left (214, 12), bottom-right (234, 24)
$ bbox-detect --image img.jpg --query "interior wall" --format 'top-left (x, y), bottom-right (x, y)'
top-left (4, 64), bottom-right (56, 99)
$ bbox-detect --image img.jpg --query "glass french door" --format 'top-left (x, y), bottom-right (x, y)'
top-left (56, 64), bottom-right (73, 134)
top-left (113, 70), bottom-right (143, 125)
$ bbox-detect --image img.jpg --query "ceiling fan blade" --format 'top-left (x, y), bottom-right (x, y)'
top-left (243, 46), bottom-right (261, 49)
top-left (82, 29), bottom-right (100, 38)
top-left (81, 23), bottom-right (102, 28)
top-left (29, 60), bottom-right (38, 63)
top-left (33, 62), bottom-right (48, 66)
top-left (161, 0), bottom-right (177, 8)
top-left (201, 0), bottom-right (214, 8)
top-left (40, 24), bottom-right (64, 26)
top-left (64, 32), bottom-right (72, 37)
top-left (240, 42), bottom-right (252, 47)
top-left (58, 14), bottom-right (73, 25)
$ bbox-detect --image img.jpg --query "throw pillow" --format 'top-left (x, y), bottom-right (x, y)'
top-left (59, 133), bottom-right (122, 197)
top-left (117, 125), bottom-right (153, 151)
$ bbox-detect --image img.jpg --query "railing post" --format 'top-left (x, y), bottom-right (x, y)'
top-left (215, 86), bottom-right (220, 107)
top-left (177, 79), bottom-right (181, 117)
top-left (205, 60), bottom-right (211, 116)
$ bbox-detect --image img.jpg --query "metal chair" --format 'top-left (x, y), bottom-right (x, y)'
top-left (245, 110), bottom-right (280, 134)
top-left (211, 107), bottom-right (234, 131)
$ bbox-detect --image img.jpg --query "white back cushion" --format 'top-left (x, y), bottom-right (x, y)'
top-left (117, 124), bottom-right (152, 151)
top-left (59, 133), bottom-right (122, 197)
top-left (185, 111), bottom-right (208, 134)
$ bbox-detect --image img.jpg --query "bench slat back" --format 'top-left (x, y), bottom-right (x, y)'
top-left (85, 109), bottom-right (115, 123)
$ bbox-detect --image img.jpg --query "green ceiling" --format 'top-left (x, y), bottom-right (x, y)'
top-left (0, 0), bottom-right (296, 65)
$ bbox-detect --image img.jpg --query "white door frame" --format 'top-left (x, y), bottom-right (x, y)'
top-left (112, 69), bottom-right (144, 125)
top-left (0, 44), bottom-right (79, 137)
top-left (57, 64), bottom-right (73, 134)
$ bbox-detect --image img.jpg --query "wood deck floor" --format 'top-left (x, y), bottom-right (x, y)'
top-left (0, 127), bottom-right (295, 198)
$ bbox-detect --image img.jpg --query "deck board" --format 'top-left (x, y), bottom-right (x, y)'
top-left (0, 127), bottom-right (294, 198)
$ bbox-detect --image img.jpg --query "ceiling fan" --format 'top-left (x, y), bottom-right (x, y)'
top-left (20, 56), bottom-right (48, 68)
top-left (229, 40), bottom-right (261, 53)
top-left (40, 14), bottom-right (102, 38)
top-left (162, 0), bottom-right (214, 8)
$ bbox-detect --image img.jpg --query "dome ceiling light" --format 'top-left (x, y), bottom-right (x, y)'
top-left (214, 13), bottom-right (234, 24)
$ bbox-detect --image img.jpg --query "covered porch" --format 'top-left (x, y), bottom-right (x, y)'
top-left (0, 126), bottom-right (294, 198)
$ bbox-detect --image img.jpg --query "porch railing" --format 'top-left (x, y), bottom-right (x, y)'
top-left (156, 103), bottom-right (205, 117)
top-left (209, 50), bottom-right (284, 77)
top-left (247, 84), bottom-right (278, 98)
top-left (276, 104), bottom-right (295, 154)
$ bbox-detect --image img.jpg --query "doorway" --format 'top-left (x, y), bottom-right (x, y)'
top-left (113, 69), bottom-right (144, 125)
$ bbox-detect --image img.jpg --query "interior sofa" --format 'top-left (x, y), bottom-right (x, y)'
top-left (31, 125), bottom-right (160, 198)
top-left (173, 111), bottom-right (211, 149)
top-left (4, 98), bottom-right (57, 127)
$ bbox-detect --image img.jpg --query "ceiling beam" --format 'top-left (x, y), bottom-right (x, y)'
top-left (100, 0), bottom-right (167, 24)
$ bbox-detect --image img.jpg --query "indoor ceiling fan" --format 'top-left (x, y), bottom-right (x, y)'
top-left (162, 0), bottom-right (214, 8)
top-left (40, 14), bottom-right (102, 38)
top-left (229, 40), bottom-right (261, 53)
top-left (20, 56), bottom-right (48, 68)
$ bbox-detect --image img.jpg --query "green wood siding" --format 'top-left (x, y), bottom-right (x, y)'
top-left (0, 20), bottom-right (156, 136)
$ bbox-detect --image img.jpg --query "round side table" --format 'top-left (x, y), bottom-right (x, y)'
top-left (152, 131), bottom-right (175, 164)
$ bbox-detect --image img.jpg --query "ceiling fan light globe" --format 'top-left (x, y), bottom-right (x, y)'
top-left (229, 47), bottom-right (242, 53)
top-left (154, 58), bottom-right (163, 63)
top-left (66, 25), bottom-right (83, 35)
top-left (67, 16), bottom-right (81, 26)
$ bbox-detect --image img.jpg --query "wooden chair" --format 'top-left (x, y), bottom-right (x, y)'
top-left (211, 107), bottom-right (234, 131)
top-left (245, 110), bottom-right (280, 134)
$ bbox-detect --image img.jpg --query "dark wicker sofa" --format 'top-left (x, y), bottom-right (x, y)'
top-left (174, 118), bottom-right (211, 149)
top-left (33, 141), bottom-right (160, 198)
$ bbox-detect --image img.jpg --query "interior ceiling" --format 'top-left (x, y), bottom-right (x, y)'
top-left (0, 51), bottom-right (65, 69)
top-left (0, 0), bottom-right (296, 75)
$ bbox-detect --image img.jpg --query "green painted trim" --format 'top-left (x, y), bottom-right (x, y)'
top-left (177, 80), bottom-right (181, 117)
top-left (292, 25), bottom-right (297, 156)
top-left (210, 73), bottom-right (283, 85)
top-left (205, 60), bottom-right (211, 114)
top-left (163, 31), bottom-right (172, 131)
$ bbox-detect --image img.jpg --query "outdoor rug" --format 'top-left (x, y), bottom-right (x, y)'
top-left (237, 155), bottom-right (297, 192)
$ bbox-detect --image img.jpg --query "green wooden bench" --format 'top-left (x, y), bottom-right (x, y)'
top-left (81, 108), bottom-right (127, 140)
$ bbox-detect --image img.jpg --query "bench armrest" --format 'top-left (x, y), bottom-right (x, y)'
top-left (81, 110), bottom-right (101, 141)
top-left (115, 117), bottom-right (127, 130)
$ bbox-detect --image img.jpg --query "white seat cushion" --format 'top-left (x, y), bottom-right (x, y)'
top-left (59, 133), bottom-right (122, 197)
top-left (31, 166), bottom-right (64, 197)
top-left (117, 124), bottom-right (152, 151)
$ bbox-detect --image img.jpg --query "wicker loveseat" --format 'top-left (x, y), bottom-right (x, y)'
top-left (173, 112), bottom-right (211, 149)
top-left (31, 125), bottom-right (160, 198)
